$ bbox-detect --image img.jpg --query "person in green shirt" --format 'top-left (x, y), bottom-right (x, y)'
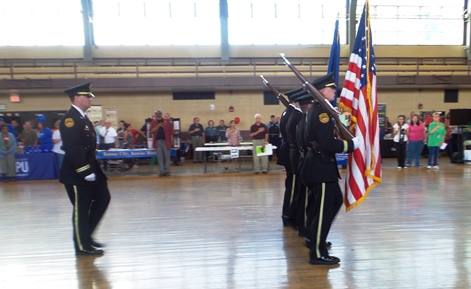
top-left (427, 112), bottom-right (446, 169)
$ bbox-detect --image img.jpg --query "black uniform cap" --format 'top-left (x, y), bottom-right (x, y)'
top-left (312, 72), bottom-right (337, 90)
top-left (284, 72), bottom-right (336, 100)
top-left (64, 82), bottom-right (95, 101)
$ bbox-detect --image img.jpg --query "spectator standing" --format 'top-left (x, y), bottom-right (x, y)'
top-left (188, 117), bottom-right (205, 163)
top-left (36, 115), bottom-right (53, 147)
top-left (52, 120), bottom-right (65, 168)
top-left (216, 119), bottom-right (229, 142)
top-left (427, 112), bottom-right (446, 169)
top-left (267, 114), bottom-right (281, 160)
top-left (249, 113), bottom-right (269, 174)
top-left (10, 119), bottom-right (22, 141)
top-left (225, 120), bottom-right (241, 170)
top-left (150, 110), bottom-right (174, 176)
top-left (393, 114), bottom-right (409, 169)
top-left (0, 124), bottom-right (17, 182)
top-left (0, 118), bottom-right (15, 136)
top-left (99, 120), bottom-right (119, 171)
top-left (94, 119), bottom-right (105, 146)
top-left (117, 120), bottom-right (126, 148)
top-left (20, 121), bottom-right (38, 146)
top-left (205, 120), bottom-right (218, 143)
top-left (406, 114), bottom-right (426, 167)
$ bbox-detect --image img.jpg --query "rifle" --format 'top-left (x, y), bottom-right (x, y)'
top-left (279, 53), bottom-right (354, 141)
top-left (260, 75), bottom-right (289, 108)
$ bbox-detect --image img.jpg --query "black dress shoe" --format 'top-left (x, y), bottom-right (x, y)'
top-left (309, 256), bottom-right (340, 265)
top-left (76, 248), bottom-right (104, 256)
top-left (90, 240), bottom-right (106, 248)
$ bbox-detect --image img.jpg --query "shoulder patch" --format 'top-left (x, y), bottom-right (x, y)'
top-left (319, 113), bottom-right (329, 124)
top-left (65, 118), bottom-right (74, 128)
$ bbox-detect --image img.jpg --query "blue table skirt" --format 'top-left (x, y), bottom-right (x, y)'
top-left (2, 153), bottom-right (59, 181)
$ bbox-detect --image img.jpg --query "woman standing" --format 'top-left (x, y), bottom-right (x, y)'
top-left (52, 120), bottom-right (65, 168)
top-left (0, 124), bottom-right (17, 182)
top-left (393, 114), bottom-right (409, 169)
top-left (406, 114), bottom-right (426, 167)
top-left (225, 120), bottom-right (241, 170)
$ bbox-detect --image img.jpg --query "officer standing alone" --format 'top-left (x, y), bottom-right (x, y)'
top-left (61, 82), bottom-right (111, 256)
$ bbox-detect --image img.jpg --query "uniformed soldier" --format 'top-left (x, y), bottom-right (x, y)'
top-left (302, 73), bottom-right (360, 265)
top-left (61, 82), bottom-right (111, 256)
top-left (284, 91), bottom-right (304, 234)
top-left (277, 93), bottom-right (296, 228)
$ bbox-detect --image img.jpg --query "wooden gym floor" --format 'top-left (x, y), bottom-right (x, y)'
top-left (0, 158), bottom-right (470, 289)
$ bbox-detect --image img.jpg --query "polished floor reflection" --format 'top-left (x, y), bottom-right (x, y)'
top-left (1, 159), bottom-right (470, 289)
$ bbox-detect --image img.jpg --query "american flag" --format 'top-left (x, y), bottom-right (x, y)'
top-left (339, 1), bottom-right (382, 212)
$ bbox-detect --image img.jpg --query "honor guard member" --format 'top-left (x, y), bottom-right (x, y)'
top-left (303, 73), bottom-right (360, 265)
top-left (61, 82), bottom-right (111, 256)
top-left (278, 87), bottom-right (301, 228)
top-left (284, 90), bottom-right (304, 235)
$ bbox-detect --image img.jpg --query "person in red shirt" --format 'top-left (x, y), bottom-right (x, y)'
top-left (150, 110), bottom-right (174, 176)
top-left (249, 113), bottom-right (269, 174)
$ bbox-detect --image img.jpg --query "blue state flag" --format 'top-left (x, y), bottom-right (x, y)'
top-left (327, 17), bottom-right (340, 106)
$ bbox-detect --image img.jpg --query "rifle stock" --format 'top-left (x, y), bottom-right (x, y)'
top-left (279, 53), bottom-right (353, 141)
top-left (260, 75), bottom-right (289, 107)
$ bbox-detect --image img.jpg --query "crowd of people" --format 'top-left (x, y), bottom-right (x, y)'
top-left (384, 110), bottom-right (471, 170)
top-left (0, 115), bottom-right (64, 182)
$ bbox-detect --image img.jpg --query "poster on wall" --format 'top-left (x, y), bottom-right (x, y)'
top-left (105, 108), bottom-right (118, 127)
top-left (86, 105), bottom-right (103, 123)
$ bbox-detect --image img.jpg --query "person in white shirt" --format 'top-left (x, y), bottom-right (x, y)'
top-left (52, 120), bottom-right (65, 169)
top-left (393, 114), bottom-right (409, 168)
top-left (99, 120), bottom-right (119, 171)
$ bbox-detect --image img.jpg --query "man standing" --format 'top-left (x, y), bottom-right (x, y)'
top-left (267, 115), bottom-right (281, 161)
top-left (99, 120), bottom-right (119, 171)
top-left (188, 117), bottom-right (204, 163)
top-left (216, 119), bottom-right (229, 142)
top-left (249, 113), bottom-right (269, 174)
top-left (303, 73), bottom-right (359, 265)
top-left (61, 82), bottom-right (111, 256)
top-left (150, 111), bottom-right (174, 176)
top-left (20, 121), bottom-right (38, 146)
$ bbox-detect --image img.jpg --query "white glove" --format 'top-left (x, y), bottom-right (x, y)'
top-left (84, 173), bottom-right (96, 182)
top-left (352, 137), bottom-right (361, 150)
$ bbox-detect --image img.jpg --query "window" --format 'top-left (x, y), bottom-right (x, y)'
top-left (93, 0), bottom-right (220, 45)
top-left (227, 0), bottom-right (348, 45)
top-left (0, 0), bottom-right (84, 46)
top-left (356, 0), bottom-right (465, 45)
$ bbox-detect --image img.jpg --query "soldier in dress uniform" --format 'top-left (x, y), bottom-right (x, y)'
top-left (61, 82), bottom-right (111, 256)
top-left (302, 73), bottom-right (360, 265)
top-left (278, 93), bottom-right (296, 228)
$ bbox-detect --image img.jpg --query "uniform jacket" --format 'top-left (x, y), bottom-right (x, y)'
top-left (277, 104), bottom-right (295, 168)
top-left (303, 102), bottom-right (354, 184)
top-left (59, 106), bottom-right (106, 185)
top-left (286, 108), bottom-right (303, 175)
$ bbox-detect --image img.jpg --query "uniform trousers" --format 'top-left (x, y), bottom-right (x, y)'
top-left (307, 182), bottom-right (343, 259)
top-left (281, 170), bottom-right (295, 225)
top-left (65, 183), bottom-right (111, 251)
top-left (252, 139), bottom-right (268, 172)
top-left (0, 155), bottom-right (16, 177)
top-left (294, 183), bottom-right (308, 236)
top-left (156, 139), bottom-right (171, 175)
top-left (192, 136), bottom-right (203, 162)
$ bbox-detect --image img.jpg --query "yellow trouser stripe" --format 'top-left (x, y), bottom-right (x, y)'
top-left (315, 183), bottom-right (326, 258)
top-left (73, 186), bottom-right (83, 251)
top-left (289, 175), bottom-right (296, 206)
